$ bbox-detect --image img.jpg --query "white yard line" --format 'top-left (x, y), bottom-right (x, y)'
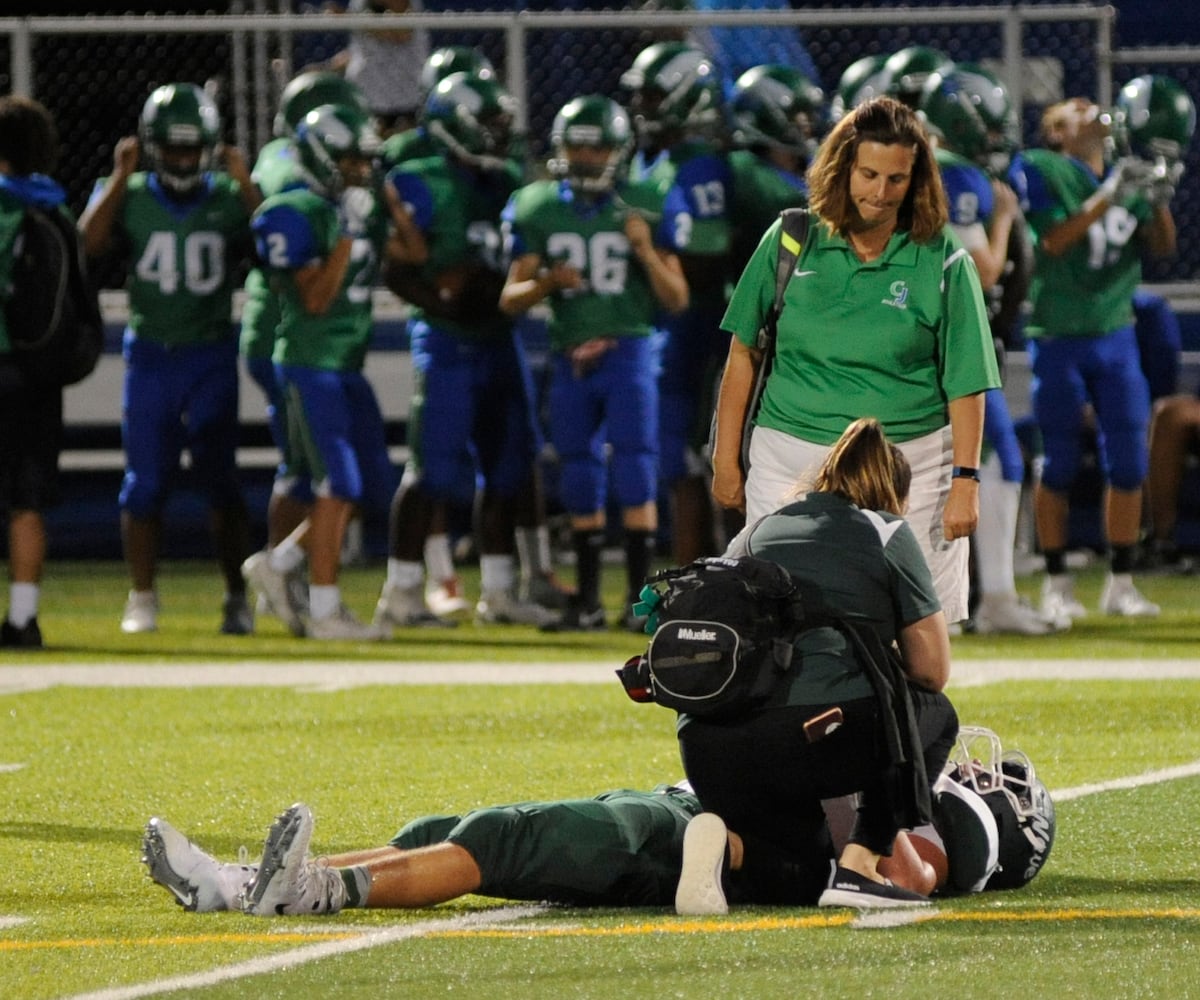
top-left (3, 658), bottom-right (1200, 694)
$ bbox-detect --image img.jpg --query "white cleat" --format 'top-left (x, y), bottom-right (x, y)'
top-left (121, 591), bottom-right (158, 634)
top-left (1099, 574), bottom-right (1161, 617)
top-left (972, 592), bottom-right (1058, 636)
top-left (674, 813), bottom-right (730, 916)
top-left (240, 803), bottom-right (347, 916)
top-left (374, 581), bottom-right (456, 629)
top-left (307, 604), bottom-right (389, 641)
top-left (242, 551), bottom-right (306, 636)
top-left (1039, 575), bottom-right (1087, 631)
top-left (141, 816), bottom-right (255, 913)
top-left (426, 576), bottom-right (471, 618)
top-left (475, 588), bottom-right (559, 628)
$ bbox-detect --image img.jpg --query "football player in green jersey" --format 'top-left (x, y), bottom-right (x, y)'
top-left (238, 72), bottom-right (370, 637)
top-left (378, 73), bottom-right (560, 630)
top-left (79, 83), bottom-right (260, 637)
top-left (500, 95), bottom-right (688, 631)
top-left (1008, 89), bottom-right (1185, 624)
top-left (250, 103), bottom-right (411, 640)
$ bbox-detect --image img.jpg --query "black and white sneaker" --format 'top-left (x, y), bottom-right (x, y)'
top-left (141, 817), bottom-right (256, 913)
top-left (817, 866), bottom-right (931, 909)
top-left (675, 813), bottom-right (729, 915)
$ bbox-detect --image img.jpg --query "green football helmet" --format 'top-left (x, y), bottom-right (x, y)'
top-left (1113, 73), bottom-right (1197, 164)
top-left (729, 63), bottom-right (827, 158)
top-left (882, 45), bottom-right (955, 109)
top-left (424, 71), bottom-right (518, 170)
top-left (139, 82), bottom-right (220, 195)
top-left (920, 63), bottom-right (1020, 175)
top-left (419, 46), bottom-right (496, 102)
top-left (830, 53), bottom-right (889, 122)
top-left (294, 103), bottom-right (381, 198)
top-left (273, 71), bottom-right (368, 139)
top-left (548, 94), bottom-right (634, 195)
top-left (619, 41), bottom-right (723, 141)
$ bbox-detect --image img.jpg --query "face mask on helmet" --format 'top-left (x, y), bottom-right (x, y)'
top-left (620, 42), bottom-right (722, 142)
top-left (274, 72), bottom-right (369, 140)
top-left (139, 83), bottom-right (220, 196)
top-left (424, 72), bottom-right (518, 171)
top-left (919, 64), bottom-right (1019, 175)
top-left (1113, 74), bottom-right (1197, 170)
top-left (944, 725), bottom-right (1056, 890)
top-left (294, 104), bottom-right (381, 199)
top-left (548, 95), bottom-right (634, 195)
top-left (730, 64), bottom-right (827, 158)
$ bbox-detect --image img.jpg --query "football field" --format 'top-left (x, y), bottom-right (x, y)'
top-left (3, 561), bottom-right (1200, 998)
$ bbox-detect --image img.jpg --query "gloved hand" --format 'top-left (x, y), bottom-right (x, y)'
top-left (1147, 159), bottom-right (1185, 207)
top-left (337, 186), bottom-right (375, 239)
top-left (1096, 156), bottom-right (1156, 205)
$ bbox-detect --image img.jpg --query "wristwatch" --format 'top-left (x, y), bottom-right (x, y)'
top-left (951, 465), bottom-right (981, 482)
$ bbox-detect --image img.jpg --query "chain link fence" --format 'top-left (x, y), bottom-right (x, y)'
top-left (0, 5), bottom-right (1195, 289)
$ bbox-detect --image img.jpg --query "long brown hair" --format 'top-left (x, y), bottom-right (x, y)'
top-left (811, 417), bottom-right (911, 515)
top-left (806, 96), bottom-right (947, 242)
top-left (0, 96), bottom-right (58, 176)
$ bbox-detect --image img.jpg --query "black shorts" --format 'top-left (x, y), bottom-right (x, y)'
top-left (0, 379), bottom-right (64, 513)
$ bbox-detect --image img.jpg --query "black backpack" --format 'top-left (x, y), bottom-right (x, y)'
top-left (5, 204), bottom-right (104, 388)
top-left (617, 555), bottom-right (807, 718)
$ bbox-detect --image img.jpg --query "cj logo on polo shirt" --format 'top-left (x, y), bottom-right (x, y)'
top-left (882, 280), bottom-right (909, 310)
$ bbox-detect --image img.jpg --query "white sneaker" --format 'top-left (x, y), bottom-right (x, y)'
top-left (1039, 575), bottom-right (1087, 631)
top-left (675, 813), bottom-right (730, 916)
top-left (121, 591), bottom-right (158, 634)
top-left (240, 803), bottom-right (347, 916)
top-left (242, 551), bottom-right (306, 637)
top-left (425, 576), bottom-right (471, 618)
top-left (374, 580), bottom-right (456, 629)
top-left (475, 588), bottom-right (559, 627)
top-left (141, 816), bottom-right (256, 913)
top-left (1099, 574), bottom-right (1161, 617)
top-left (973, 592), bottom-right (1058, 636)
top-left (307, 604), bottom-right (388, 641)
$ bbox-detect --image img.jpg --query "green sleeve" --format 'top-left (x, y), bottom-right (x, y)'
top-left (940, 243), bottom-right (1001, 398)
top-left (720, 218), bottom-right (780, 347)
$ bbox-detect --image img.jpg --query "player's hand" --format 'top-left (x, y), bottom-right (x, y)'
top-left (624, 212), bottom-right (653, 256)
top-left (113, 135), bottom-right (140, 178)
top-left (217, 143), bottom-right (251, 184)
top-left (338, 185), bottom-right (375, 239)
top-left (991, 179), bottom-right (1019, 222)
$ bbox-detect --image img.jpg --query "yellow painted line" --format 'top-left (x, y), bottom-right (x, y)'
top-left (432, 907), bottom-right (1200, 939)
top-left (5, 907), bottom-right (1199, 955)
top-left (0, 931), bottom-right (360, 952)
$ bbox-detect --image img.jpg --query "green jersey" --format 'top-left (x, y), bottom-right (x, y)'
top-left (388, 156), bottom-right (522, 340)
top-left (94, 172), bottom-right (250, 347)
top-left (251, 187), bottom-right (387, 372)
top-left (502, 179), bottom-right (667, 351)
top-left (722, 216), bottom-right (999, 445)
top-left (727, 148), bottom-right (808, 275)
top-left (240, 139), bottom-right (308, 360)
top-left (379, 127), bottom-right (440, 171)
top-left (1010, 148), bottom-right (1153, 337)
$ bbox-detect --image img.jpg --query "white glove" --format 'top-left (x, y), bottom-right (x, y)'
top-left (1096, 156), bottom-right (1155, 205)
top-left (1147, 159), bottom-right (1184, 207)
top-left (337, 186), bottom-right (375, 239)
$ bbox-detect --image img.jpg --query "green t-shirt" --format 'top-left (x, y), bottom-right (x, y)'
top-left (95, 172), bottom-right (251, 347)
top-left (721, 215), bottom-right (1000, 445)
top-left (737, 491), bottom-right (941, 706)
top-left (1015, 148), bottom-right (1153, 338)
top-left (502, 179), bottom-right (667, 351)
top-left (727, 148), bottom-right (808, 275)
top-left (253, 187), bottom-right (387, 372)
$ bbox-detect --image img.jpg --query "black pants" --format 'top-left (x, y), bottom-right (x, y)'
top-left (678, 687), bottom-right (958, 905)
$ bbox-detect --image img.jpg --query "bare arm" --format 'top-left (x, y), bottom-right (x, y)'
top-left (969, 180), bottom-right (1019, 290)
top-left (625, 212), bottom-right (688, 314)
top-left (218, 143), bottom-right (262, 216)
top-left (897, 610), bottom-right (951, 692)
top-left (78, 135), bottom-right (139, 259)
top-left (710, 336), bottom-right (762, 513)
top-left (943, 392), bottom-right (985, 540)
top-left (498, 251), bottom-right (583, 317)
top-left (294, 237), bottom-right (353, 316)
top-left (1141, 202), bottom-right (1177, 259)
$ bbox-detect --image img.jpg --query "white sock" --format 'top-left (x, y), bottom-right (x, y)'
top-left (975, 453), bottom-right (1019, 598)
top-left (480, 554), bottom-right (515, 594)
top-left (423, 534), bottom-right (456, 584)
top-left (386, 558), bottom-right (424, 590)
top-left (309, 584), bottom-right (340, 621)
top-left (8, 582), bottom-right (38, 626)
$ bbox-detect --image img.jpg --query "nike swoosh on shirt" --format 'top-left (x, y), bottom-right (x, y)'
top-left (793, 269), bottom-right (817, 277)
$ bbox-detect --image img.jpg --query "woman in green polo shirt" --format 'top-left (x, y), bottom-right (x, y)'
top-left (711, 96), bottom-right (999, 624)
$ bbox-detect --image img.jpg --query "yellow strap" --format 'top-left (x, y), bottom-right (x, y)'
top-left (780, 230), bottom-right (802, 257)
